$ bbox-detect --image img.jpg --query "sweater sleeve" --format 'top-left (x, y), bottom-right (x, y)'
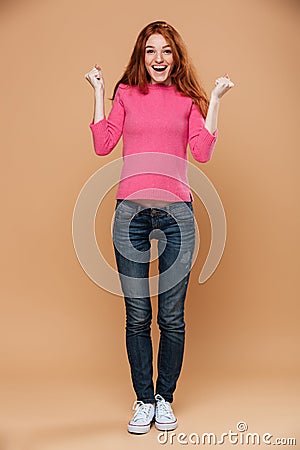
top-left (188, 102), bottom-right (218, 163)
top-left (89, 86), bottom-right (125, 155)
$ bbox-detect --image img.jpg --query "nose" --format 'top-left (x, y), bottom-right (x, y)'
top-left (155, 52), bottom-right (164, 63)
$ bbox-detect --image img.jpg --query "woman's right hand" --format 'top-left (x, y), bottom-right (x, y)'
top-left (85, 64), bottom-right (104, 91)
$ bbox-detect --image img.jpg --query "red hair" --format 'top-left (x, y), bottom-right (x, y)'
top-left (110, 20), bottom-right (211, 118)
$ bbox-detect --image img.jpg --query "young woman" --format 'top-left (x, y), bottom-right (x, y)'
top-left (85, 20), bottom-right (234, 434)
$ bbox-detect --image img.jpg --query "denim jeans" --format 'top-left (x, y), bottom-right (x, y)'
top-left (112, 198), bottom-right (195, 404)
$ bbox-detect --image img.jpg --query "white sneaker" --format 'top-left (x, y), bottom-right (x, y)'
top-left (154, 394), bottom-right (178, 431)
top-left (127, 400), bottom-right (155, 434)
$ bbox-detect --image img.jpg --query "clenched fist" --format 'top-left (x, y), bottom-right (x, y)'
top-left (212, 73), bottom-right (235, 100)
top-left (85, 64), bottom-right (105, 91)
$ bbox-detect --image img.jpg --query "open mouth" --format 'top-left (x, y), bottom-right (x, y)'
top-left (152, 65), bottom-right (168, 72)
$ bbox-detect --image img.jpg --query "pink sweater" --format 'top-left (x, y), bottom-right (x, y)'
top-left (89, 83), bottom-right (218, 202)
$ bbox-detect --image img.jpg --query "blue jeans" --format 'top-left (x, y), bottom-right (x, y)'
top-left (112, 198), bottom-right (195, 404)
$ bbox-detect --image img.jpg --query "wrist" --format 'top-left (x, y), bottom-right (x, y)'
top-left (210, 94), bottom-right (220, 104)
top-left (94, 87), bottom-right (104, 95)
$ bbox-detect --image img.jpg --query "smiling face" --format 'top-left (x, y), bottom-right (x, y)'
top-left (144, 33), bottom-right (174, 85)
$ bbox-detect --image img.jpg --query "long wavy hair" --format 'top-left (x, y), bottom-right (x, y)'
top-left (110, 20), bottom-right (210, 118)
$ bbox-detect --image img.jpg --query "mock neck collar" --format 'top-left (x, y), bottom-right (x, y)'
top-left (146, 82), bottom-right (174, 89)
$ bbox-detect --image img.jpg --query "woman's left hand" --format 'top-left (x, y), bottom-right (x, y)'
top-left (211, 73), bottom-right (235, 100)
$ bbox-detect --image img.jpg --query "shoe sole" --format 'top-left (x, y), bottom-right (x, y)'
top-left (127, 421), bottom-right (153, 434)
top-left (155, 419), bottom-right (178, 431)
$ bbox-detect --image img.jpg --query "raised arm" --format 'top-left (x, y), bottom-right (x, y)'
top-left (204, 73), bottom-right (235, 135)
top-left (89, 87), bottom-right (125, 156)
top-left (92, 86), bottom-right (105, 123)
top-left (189, 73), bottom-right (235, 162)
top-left (204, 95), bottom-right (219, 135)
top-left (188, 102), bottom-right (219, 163)
top-left (85, 65), bottom-right (125, 156)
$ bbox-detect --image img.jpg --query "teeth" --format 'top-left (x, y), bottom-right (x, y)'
top-left (152, 65), bottom-right (168, 72)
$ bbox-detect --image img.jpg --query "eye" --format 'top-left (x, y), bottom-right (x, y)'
top-left (145, 49), bottom-right (172, 54)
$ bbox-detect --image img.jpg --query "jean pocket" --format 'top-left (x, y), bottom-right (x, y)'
top-left (170, 203), bottom-right (194, 222)
top-left (114, 201), bottom-right (138, 222)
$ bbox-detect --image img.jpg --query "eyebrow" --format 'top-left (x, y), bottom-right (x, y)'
top-left (145, 44), bottom-right (171, 48)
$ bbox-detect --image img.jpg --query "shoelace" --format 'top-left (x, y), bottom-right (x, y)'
top-left (132, 400), bottom-right (153, 422)
top-left (155, 394), bottom-right (174, 419)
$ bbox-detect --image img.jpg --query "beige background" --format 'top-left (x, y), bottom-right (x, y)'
top-left (0, 0), bottom-right (299, 448)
